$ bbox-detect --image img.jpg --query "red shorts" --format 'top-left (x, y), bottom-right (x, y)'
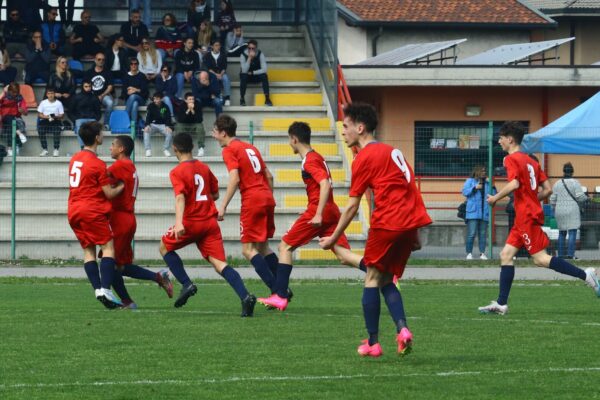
top-left (110, 211), bottom-right (136, 266)
top-left (506, 223), bottom-right (549, 255)
top-left (68, 210), bottom-right (113, 249)
top-left (161, 217), bottom-right (226, 261)
top-left (282, 211), bottom-right (350, 250)
top-left (240, 205), bottom-right (275, 243)
top-left (363, 228), bottom-right (418, 278)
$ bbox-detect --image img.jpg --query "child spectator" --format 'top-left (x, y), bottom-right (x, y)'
top-left (0, 83), bottom-right (28, 157)
top-left (176, 92), bottom-right (205, 157)
top-left (143, 92), bottom-right (173, 157)
top-left (37, 88), bottom-right (64, 157)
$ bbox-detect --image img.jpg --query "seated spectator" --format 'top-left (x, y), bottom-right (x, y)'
top-left (0, 39), bottom-right (18, 85)
top-left (106, 34), bottom-right (129, 82)
top-left (37, 88), bottom-right (64, 157)
top-left (155, 64), bottom-right (177, 115)
top-left (71, 80), bottom-right (102, 147)
top-left (130, 0), bottom-right (152, 30)
top-left (143, 92), bottom-right (173, 157)
top-left (195, 19), bottom-right (216, 57)
top-left (187, 0), bottom-right (211, 35)
top-left (3, 9), bottom-right (30, 58)
top-left (47, 56), bottom-right (76, 121)
top-left (84, 52), bottom-right (115, 126)
top-left (41, 7), bottom-right (66, 56)
top-left (121, 8), bottom-right (150, 58)
top-left (192, 70), bottom-right (222, 118)
top-left (177, 91), bottom-right (205, 157)
top-left (216, 0), bottom-right (236, 47)
top-left (204, 39), bottom-right (230, 106)
top-left (121, 58), bottom-right (149, 127)
top-left (24, 30), bottom-right (51, 84)
top-left (0, 83), bottom-right (28, 157)
top-left (155, 13), bottom-right (183, 60)
top-left (137, 38), bottom-right (162, 82)
top-left (70, 10), bottom-right (105, 60)
top-left (239, 39), bottom-right (272, 106)
top-left (226, 23), bottom-right (246, 57)
top-left (175, 37), bottom-right (201, 99)
top-left (58, 0), bottom-right (76, 29)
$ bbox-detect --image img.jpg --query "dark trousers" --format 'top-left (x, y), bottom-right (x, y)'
top-left (0, 66), bottom-right (17, 85)
top-left (25, 69), bottom-right (50, 85)
top-left (239, 72), bottom-right (270, 99)
top-left (38, 120), bottom-right (62, 150)
top-left (72, 42), bottom-right (104, 60)
top-left (59, 0), bottom-right (76, 26)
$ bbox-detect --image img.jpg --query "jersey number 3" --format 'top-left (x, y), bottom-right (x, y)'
top-left (391, 149), bottom-right (411, 183)
top-left (194, 174), bottom-right (208, 201)
top-left (526, 164), bottom-right (537, 190)
top-left (69, 161), bottom-right (83, 188)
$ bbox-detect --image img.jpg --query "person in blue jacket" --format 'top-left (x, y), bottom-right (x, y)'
top-left (462, 165), bottom-right (495, 260)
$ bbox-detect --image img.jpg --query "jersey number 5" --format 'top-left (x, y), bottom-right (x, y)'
top-left (526, 164), bottom-right (537, 190)
top-left (391, 149), bottom-right (411, 183)
top-left (194, 174), bottom-right (208, 201)
top-left (69, 161), bottom-right (83, 187)
top-left (246, 149), bottom-right (261, 173)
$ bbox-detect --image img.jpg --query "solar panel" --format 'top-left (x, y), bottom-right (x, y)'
top-left (456, 37), bottom-right (574, 65)
top-left (356, 39), bottom-right (467, 66)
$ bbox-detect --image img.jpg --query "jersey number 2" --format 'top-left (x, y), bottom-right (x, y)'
top-left (69, 161), bottom-right (83, 187)
top-left (391, 149), bottom-right (411, 183)
top-left (194, 174), bottom-right (208, 201)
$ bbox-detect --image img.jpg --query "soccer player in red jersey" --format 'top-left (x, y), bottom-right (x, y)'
top-left (212, 114), bottom-right (279, 293)
top-left (159, 133), bottom-right (257, 315)
top-left (258, 121), bottom-right (364, 311)
top-left (479, 122), bottom-right (600, 315)
top-left (320, 103), bottom-right (432, 357)
top-left (105, 135), bottom-right (174, 309)
top-left (68, 121), bottom-right (125, 309)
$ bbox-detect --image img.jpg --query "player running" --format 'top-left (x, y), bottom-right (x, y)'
top-left (159, 133), bottom-right (257, 316)
top-left (320, 103), bottom-right (432, 358)
top-left (67, 121), bottom-right (124, 309)
top-left (479, 121), bottom-right (600, 315)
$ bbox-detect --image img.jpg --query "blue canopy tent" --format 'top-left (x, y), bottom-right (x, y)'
top-left (521, 91), bottom-right (600, 155)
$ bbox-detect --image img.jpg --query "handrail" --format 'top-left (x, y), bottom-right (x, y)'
top-left (337, 64), bottom-right (352, 121)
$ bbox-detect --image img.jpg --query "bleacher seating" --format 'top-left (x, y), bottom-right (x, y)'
top-left (109, 110), bottom-right (132, 134)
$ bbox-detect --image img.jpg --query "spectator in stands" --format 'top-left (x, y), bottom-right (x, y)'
top-left (461, 165), bottom-right (494, 260)
top-left (47, 56), bottom-right (76, 121)
top-left (155, 13), bottom-right (183, 60)
top-left (3, 9), bottom-right (30, 58)
top-left (0, 83), bottom-right (28, 157)
top-left (155, 64), bottom-right (177, 116)
top-left (0, 39), bottom-right (18, 85)
top-left (175, 37), bottom-right (201, 100)
top-left (550, 162), bottom-right (588, 259)
top-left (240, 39), bottom-right (272, 106)
top-left (84, 52), bottom-right (114, 127)
top-left (176, 91), bottom-right (205, 157)
top-left (70, 10), bottom-right (105, 60)
top-left (137, 37), bottom-right (162, 82)
top-left (195, 19), bottom-right (216, 57)
top-left (226, 23), bottom-right (246, 57)
top-left (130, 0), bottom-right (152, 32)
top-left (37, 87), bottom-right (64, 157)
top-left (24, 30), bottom-right (51, 84)
top-left (187, 0), bottom-right (211, 35)
top-left (41, 7), bottom-right (65, 56)
top-left (121, 8), bottom-right (150, 58)
top-left (106, 34), bottom-right (129, 82)
top-left (17, 0), bottom-right (46, 32)
top-left (192, 70), bottom-right (222, 118)
top-left (204, 39), bottom-right (230, 107)
top-left (58, 0), bottom-right (76, 29)
top-left (71, 80), bottom-right (102, 147)
top-left (121, 58), bottom-right (149, 127)
top-left (216, 0), bottom-right (236, 47)
top-left (143, 91), bottom-right (173, 157)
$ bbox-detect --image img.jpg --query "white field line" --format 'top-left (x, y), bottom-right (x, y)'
top-left (2, 367), bottom-right (600, 390)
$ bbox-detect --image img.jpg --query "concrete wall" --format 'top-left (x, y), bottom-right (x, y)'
top-left (337, 15), bottom-right (369, 65)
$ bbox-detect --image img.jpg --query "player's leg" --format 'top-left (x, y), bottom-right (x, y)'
top-left (257, 240), bottom-right (295, 311)
top-left (160, 238), bottom-right (197, 308)
top-left (97, 239), bottom-right (123, 308)
top-left (530, 249), bottom-right (600, 296)
top-left (478, 242), bottom-right (519, 315)
top-left (257, 205), bottom-right (278, 277)
top-left (112, 267), bottom-right (137, 309)
top-left (208, 256), bottom-right (257, 317)
top-left (82, 245), bottom-right (101, 290)
top-left (242, 242), bottom-right (275, 291)
top-left (357, 266), bottom-right (383, 358)
top-left (121, 264), bottom-right (173, 298)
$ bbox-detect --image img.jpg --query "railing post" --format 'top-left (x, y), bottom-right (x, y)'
top-left (130, 119), bottom-right (136, 255)
top-left (10, 119), bottom-right (17, 261)
top-left (487, 121), bottom-right (494, 260)
top-left (249, 121), bottom-right (254, 145)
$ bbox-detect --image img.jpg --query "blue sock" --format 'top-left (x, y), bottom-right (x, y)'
top-left (381, 283), bottom-right (407, 333)
top-left (359, 259), bottom-right (367, 273)
top-left (362, 287), bottom-right (380, 345)
top-left (221, 266), bottom-right (249, 300)
top-left (123, 264), bottom-right (158, 281)
top-left (274, 263), bottom-right (293, 298)
top-left (83, 261), bottom-right (101, 290)
top-left (250, 254), bottom-right (275, 290)
top-left (497, 265), bottom-right (515, 306)
top-left (163, 251), bottom-right (191, 286)
top-left (100, 257), bottom-right (116, 289)
top-left (264, 253), bottom-right (279, 278)
top-left (112, 271), bottom-right (132, 302)
top-left (549, 256), bottom-right (586, 280)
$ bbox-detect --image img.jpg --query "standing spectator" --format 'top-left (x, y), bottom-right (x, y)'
top-left (41, 7), bottom-right (66, 56)
top-left (226, 23), bottom-right (246, 57)
top-left (0, 39), bottom-right (18, 85)
top-left (204, 39), bottom-right (231, 106)
top-left (121, 58), bottom-right (149, 127)
top-left (239, 39), bottom-right (272, 106)
top-left (3, 9), bottom-right (30, 58)
top-left (192, 70), bottom-right (222, 118)
top-left (176, 92), bottom-right (205, 157)
top-left (0, 83), bottom-right (28, 157)
top-left (155, 64), bottom-right (177, 116)
top-left (47, 56), bottom-right (76, 121)
top-left (143, 92), bottom-right (173, 157)
top-left (187, 0), bottom-right (211, 34)
top-left (216, 0), bottom-right (236, 47)
top-left (24, 30), bottom-right (51, 84)
top-left (84, 52), bottom-right (115, 127)
top-left (550, 162), bottom-right (588, 259)
top-left (70, 10), bottom-right (105, 60)
top-left (17, 0), bottom-right (46, 32)
top-left (137, 38), bottom-right (162, 82)
top-left (130, 0), bottom-right (152, 32)
top-left (37, 88), bottom-right (64, 157)
top-left (175, 37), bottom-right (201, 100)
top-left (105, 34), bottom-right (129, 82)
top-left (195, 19), bottom-right (216, 57)
top-left (120, 9), bottom-right (150, 58)
top-left (71, 80), bottom-right (102, 147)
top-left (462, 165), bottom-right (495, 260)
top-left (58, 0), bottom-right (76, 29)
top-left (155, 13), bottom-right (183, 61)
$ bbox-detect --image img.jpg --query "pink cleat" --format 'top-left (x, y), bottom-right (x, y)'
top-left (396, 327), bottom-right (413, 356)
top-left (257, 294), bottom-right (288, 311)
top-left (357, 339), bottom-right (383, 357)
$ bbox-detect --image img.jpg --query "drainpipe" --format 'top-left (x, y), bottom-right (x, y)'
top-left (570, 20), bottom-right (575, 65)
top-left (372, 26), bottom-right (384, 57)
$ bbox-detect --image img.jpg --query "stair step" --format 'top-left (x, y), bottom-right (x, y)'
top-left (255, 93), bottom-right (322, 106)
top-left (262, 117), bottom-right (331, 131)
top-left (268, 69), bottom-right (316, 82)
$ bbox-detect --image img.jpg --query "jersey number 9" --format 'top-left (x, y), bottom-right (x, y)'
top-left (391, 149), bottom-right (411, 183)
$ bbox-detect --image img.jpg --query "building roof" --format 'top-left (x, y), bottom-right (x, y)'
top-left (337, 0), bottom-right (555, 27)
top-left (524, 0), bottom-right (600, 15)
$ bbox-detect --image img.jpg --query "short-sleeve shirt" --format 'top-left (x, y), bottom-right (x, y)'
top-left (302, 150), bottom-right (339, 216)
top-left (84, 68), bottom-right (113, 96)
top-left (503, 151), bottom-right (547, 228)
top-left (349, 142), bottom-right (431, 231)
top-left (108, 158), bottom-right (137, 213)
top-left (37, 99), bottom-right (64, 116)
top-left (68, 150), bottom-right (112, 217)
top-left (221, 139), bottom-right (276, 208)
top-left (169, 159), bottom-right (219, 222)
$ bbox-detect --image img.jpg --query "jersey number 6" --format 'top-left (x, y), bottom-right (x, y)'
top-left (245, 149), bottom-right (261, 173)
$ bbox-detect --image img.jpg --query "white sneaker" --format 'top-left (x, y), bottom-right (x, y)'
top-left (478, 300), bottom-right (508, 315)
top-left (224, 99), bottom-right (231, 107)
top-left (584, 268), bottom-right (600, 297)
top-left (17, 131), bottom-right (27, 143)
top-left (7, 147), bottom-right (12, 157)
top-left (39, 149), bottom-right (48, 157)
top-left (53, 149), bottom-right (59, 157)
top-left (197, 147), bottom-right (204, 157)
top-left (480, 253), bottom-right (488, 260)
top-left (466, 253), bottom-right (473, 260)
top-left (145, 149), bottom-right (152, 157)
top-left (163, 149), bottom-right (171, 157)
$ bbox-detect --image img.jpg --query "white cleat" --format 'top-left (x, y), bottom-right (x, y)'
top-left (163, 149), bottom-right (171, 157)
top-left (466, 253), bottom-right (473, 260)
top-left (197, 147), bottom-right (204, 157)
top-left (584, 268), bottom-right (600, 297)
top-left (480, 253), bottom-right (488, 260)
top-left (478, 300), bottom-right (508, 315)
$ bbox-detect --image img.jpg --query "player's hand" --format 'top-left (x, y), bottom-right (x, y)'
top-left (319, 236), bottom-right (335, 250)
top-left (174, 222), bottom-right (185, 239)
top-left (308, 214), bottom-right (322, 227)
top-left (217, 206), bottom-right (226, 221)
top-left (487, 194), bottom-right (497, 207)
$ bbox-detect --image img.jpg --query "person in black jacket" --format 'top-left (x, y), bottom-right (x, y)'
top-left (106, 34), bottom-right (130, 82)
top-left (69, 10), bottom-right (105, 60)
top-left (155, 64), bottom-right (178, 116)
top-left (191, 70), bottom-right (222, 118)
top-left (24, 31), bottom-right (51, 84)
top-left (121, 58), bottom-right (149, 126)
top-left (174, 37), bottom-right (201, 99)
top-left (176, 92), bottom-right (205, 157)
top-left (3, 9), bottom-right (30, 57)
top-left (143, 92), bottom-right (173, 157)
top-left (72, 80), bottom-right (102, 148)
top-left (120, 9), bottom-right (150, 58)
top-left (203, 40), bottom-right (231, 106)
top-left (47, 56), bottom-right (76, 121)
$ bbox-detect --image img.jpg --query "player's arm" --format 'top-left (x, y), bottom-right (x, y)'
top-left (319, 195), bottom-right (361, 250)
top-left (538, 179), bottom-right (552, 201)
top-left (263, 167), bottom-right (274, 192)
top-left (487, 179), bottom-right (519, 207)
top-left (102, 181), bottom-right (125, 199)
top-left (218, 169), bottom-right (239, 220)
top-left (310, 178), bottom-right (331, 226)
top-left (174, 194), bottom-right (186, 239)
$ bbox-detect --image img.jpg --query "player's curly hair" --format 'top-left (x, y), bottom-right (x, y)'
top-left (288, 121), bottom-right (311, 144)
top-left (173, 133), bottom-right (194, 153)
top-left (343, 102), bottom-right (378, 133)
top-left (499, 121), bottom-right (526, 144)
top-left (214, 114), bottom-right (237, 137)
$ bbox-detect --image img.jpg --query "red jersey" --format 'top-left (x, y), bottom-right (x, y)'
top-left (302, 151), bottom-right (339, 217)
top-left (108, 158), bottom-right (138, 213)
top-left (503, 151), bottom-right (547, 228)
top-left (68, 150), bottom-right (112, 217)
top-left (349, 142), bottom-right (431, 231)
top-left (0, 95), bottom-right (27, 117)
top-left (222, 139), bottom-right (275, 207)
top-left (170, 159), bottom-right (218, 222)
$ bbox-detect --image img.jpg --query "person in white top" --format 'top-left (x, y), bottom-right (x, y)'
top-left (137, 37), bottom-right (162, 81)
top-left (37, 88), bottom-right (65, 157)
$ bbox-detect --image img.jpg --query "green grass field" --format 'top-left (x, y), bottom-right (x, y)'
top-left (1, 277), bottom-right (599, 399)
